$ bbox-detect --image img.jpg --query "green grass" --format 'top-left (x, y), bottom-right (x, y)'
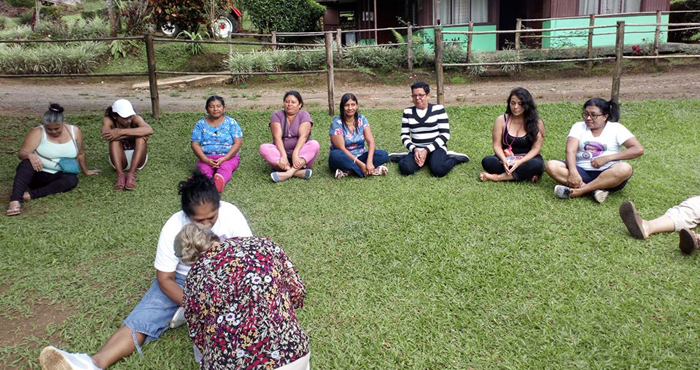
top-left (2, 99), bottom-right (700, 369)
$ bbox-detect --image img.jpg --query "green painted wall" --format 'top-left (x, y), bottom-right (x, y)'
top-left (414, 25), bottom-right (498, 52)
top-left (542, 14), bottom-right (669, 48)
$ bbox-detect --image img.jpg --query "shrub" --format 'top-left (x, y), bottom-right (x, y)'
top-left (239, 0), bottom-right (325, 33)
top-left (669, 0), bottom-right (700, 42)
top-left (81, 9), bottom-right (103, 21)
top-left (70, 18), bottom-right (110, 38)
top-left (179, 29), bottom-right (208, 56)
top-left (225, 48), bottom-right (325, 76)
top-left (6, 0), bottom-right (34, 7)
top-left (34, 20), bottom-right (69, 38)
top-left (0, 25), bottom-right (33, 39)
top-left (343, 44), bottom-right (404, 71)
top-left (117, 0), bottom-right (154, 36)
top-left (496, 47), bottom-right (521, 75)
top-left (0, 42), bottom-right (108, 74)
top-left (18, 10), bottom-right (34, 26)
top-left (467, 51), bottom-right (486, 76)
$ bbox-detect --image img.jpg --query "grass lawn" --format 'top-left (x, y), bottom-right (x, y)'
top-left (1, 99), bottom-right (700, 369)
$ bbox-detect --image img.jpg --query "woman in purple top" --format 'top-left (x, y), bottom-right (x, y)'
top-left (259, 91), bottom-right (320, 182)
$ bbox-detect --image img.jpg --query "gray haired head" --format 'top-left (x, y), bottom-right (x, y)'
top-left (43, 103), bottom-right (65, 125)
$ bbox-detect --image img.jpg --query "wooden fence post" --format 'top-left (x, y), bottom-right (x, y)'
top-left (407, 25), bottom-right (413, 72)
top-left (336, 28), bottom-right (343, 67)
top-left (653, 10), bottom-right (662, 66)
top-left (587, 14), bottom-right (595, 69)
top-left (271, 32), bottom-right (277, 51)
top-left (611, 21), bottom-right (625, 103)
top-left (434, 27), bottom-right (444, 105)
top-left (144, 33), bottom-right (160, 118)
top-left (466, 22), bottom-right (473, 63)
top-left (325, 32), bottom-right (335, 116)
top-left (34, 0), bottom-right (40, 27)
top-left (515, 18), bottom-right (522, 51)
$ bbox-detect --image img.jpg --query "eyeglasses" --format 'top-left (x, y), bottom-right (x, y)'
top-left (582, 112), bottom-right (605, 120)
top-left (411, 93), bottom-right (427, 99)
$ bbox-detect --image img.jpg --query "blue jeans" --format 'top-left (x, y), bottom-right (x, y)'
top-left (328, 149), bottom-right (389, 177)
top-left (398, 147), bottom-right (456, 177)
top-left (123, 273), bottom-right (186, 354)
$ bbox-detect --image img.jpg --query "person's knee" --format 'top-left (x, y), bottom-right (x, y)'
top-left (544, 160), bottom-right (561, 175)
top-left (431, 166), bottom-right (450, 178)
top-left (613, 163), bottom-right (634, 178)
top-left (134, 137), bottom-right (148, 148)
top-left (64, 175), bottom-right (79, 189)
top-left (307, 140), bottom-right (321, 154)
top-left (398, 161), bottom-right (415, 176)
top-left (329, 150), bottom-right (346, 162)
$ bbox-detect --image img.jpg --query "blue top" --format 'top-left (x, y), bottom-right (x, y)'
top-left (191, 115), bottom-right (243, 156)
top-left (329, 114), bottom-right (370, 157)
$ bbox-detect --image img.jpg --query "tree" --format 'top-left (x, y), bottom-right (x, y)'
top-left (239, 0), bottom-right (325, 34)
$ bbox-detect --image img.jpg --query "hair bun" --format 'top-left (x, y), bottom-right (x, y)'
top-left (48, 103), bottom-right (64, 113)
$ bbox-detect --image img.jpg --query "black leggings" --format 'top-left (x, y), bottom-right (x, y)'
top-left (481, 155), bottom-right (545, 181)
top-left (10, 159), bottom-right (78, 202)
top-left (398, 147), bottom-right (456, 178)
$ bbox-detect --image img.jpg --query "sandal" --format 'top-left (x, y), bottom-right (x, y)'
top-left (619, 201), bottom-right (646, 240)
top-left (6, 201), bottom-right (20, 216)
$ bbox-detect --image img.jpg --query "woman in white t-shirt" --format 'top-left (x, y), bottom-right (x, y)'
top-left (544, 98), bottom-right (644, 203)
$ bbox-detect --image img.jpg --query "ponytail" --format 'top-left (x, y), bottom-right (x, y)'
top-left (583, 98), bottom-right (620, 122)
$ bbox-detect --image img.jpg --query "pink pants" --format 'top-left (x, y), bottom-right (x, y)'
top-left (259, 140), bottom-right (320, 170)
top-left (196, 154), bottom-right (240, 183)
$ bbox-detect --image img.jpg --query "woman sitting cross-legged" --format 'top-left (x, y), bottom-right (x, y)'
top-left (7, 103), bottom-right (100, 216)
top-left (544, 98), bottom-right (644, 203)
top-left (329, 93), bottom-right (388, 179)
top-left (480, 87), bottom-right (545, 183)
top-left (176, 224), bottom-right (311, 370)
top-left (259, 91), bottom-right (320, 183)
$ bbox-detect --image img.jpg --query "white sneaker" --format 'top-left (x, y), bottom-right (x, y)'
top-left (334, 169), bottom-right (349, 179)
top-left (39, 346), bottom-right (101, 370)
top-left (169, 306), bottom-right (186, 329)
top-left (372, 165), bottom-right (388, 176)
top-left (446, 150), bottom-right (470, 164)
top-left (554, 185), bottom-right (571, 199)
top-left (592, 190), bottom-right (609, 203)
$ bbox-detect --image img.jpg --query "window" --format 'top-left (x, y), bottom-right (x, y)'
top-left (437, 0), bottom-right (489, 25)
top-left (579, 0), bottom-right (642, 15)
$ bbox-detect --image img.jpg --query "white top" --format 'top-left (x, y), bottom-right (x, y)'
top-left (36, 125), bottom-right (78, 174)
top-left (153, 201), bottom-right (252, 276)
top-left (567, 121), bottom-right (634, 171)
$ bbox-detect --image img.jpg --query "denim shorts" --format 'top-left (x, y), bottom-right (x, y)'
top-left (123, 273), bottom-right (186, 353)
top-left (560, 161), bottom-right (630, 192)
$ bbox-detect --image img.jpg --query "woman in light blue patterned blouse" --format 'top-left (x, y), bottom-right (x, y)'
top-left (191, 96), bottom-right (243, 193)
top-left (329, 93), bottom-right (388, 179)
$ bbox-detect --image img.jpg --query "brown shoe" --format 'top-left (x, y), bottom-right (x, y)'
top-left (125, 173), bottom-right (137, 190)
top-left (679, 229), bottom-right (699, 255)
top-left (114, 173), bottom-right (127, 191)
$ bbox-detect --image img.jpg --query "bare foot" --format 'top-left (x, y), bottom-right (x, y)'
top-left (23, 191), bottom-right (31, 202)
top-left (479, 172), bottom-right (493, 182)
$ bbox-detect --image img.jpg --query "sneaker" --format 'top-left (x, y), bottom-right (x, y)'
top-left (303, 169), bottom-right (313, 180)
top-left (388, 152), bottom-right (407, 163)
top-left (113, 174), bottom-right (126, 191)
top-left (372, 165), bottom-right (388, 176)
top-left (214, 173), bottom-right (225, 193)
top-left (169, 306), bottom-right (186, 329)
top-left (554, 185), bottom-right (571, 199)
top-left (335, 169), bottom-right (349, 179)
top-left (619, 201), bottom-right (646, 240)
top-left (39, 346), bottom-right (100, 370)
top-left (592, 190), bottom-right (609, 203)
top-left (124, 174), bottom-right (137, 191)
top-left (446, 150), bottom-right (470, 164)
top-left (679, 229), bottom-right (699, 255)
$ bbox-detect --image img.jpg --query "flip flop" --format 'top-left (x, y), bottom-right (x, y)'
top-left (6, 202), bottom-right (20, 216)
top-left (619, 201), bottom-right (646, 240)
top-left (679, 229), bottom-right (698, 255)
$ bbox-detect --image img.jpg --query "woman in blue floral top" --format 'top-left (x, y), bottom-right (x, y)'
top-left (176, 224), bottom-right (310, 370)
top-left (329, 93), bottom-right (389, 179)
top-left (191, 96), bottom-right (243, 193)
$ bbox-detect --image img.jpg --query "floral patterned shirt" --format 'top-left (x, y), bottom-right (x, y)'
top-left (184, 237), bottom-right (309, 370)
top-left (191, 115), bottom-right (243, 156)
top-left (329, 114), bottom-right (369, 157)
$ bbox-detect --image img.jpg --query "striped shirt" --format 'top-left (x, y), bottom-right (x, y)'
top-left (401, 103), bottom-right (450, 152)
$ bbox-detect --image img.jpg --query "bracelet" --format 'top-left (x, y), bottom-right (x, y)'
top-left (353, 157), bottom-right (357, 164)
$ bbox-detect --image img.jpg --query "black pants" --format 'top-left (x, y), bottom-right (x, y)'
top-left (398, 147), bottom-right (456, 178)
top-left (11, 159), bottom-right (78, 202)
top-left (481, 155), bottom-right (545, 181)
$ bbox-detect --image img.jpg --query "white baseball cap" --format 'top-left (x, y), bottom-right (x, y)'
top-left (112, 99), bottom-right (136, 118)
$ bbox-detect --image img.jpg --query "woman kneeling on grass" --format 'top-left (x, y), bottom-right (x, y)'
top-left (191, 95), bottom-right (243, 193)
top-left (544, 98), bottom-right (644, 203)
top-left (480, 87), bottom-right (545, 183)
top-left (102, 99), bottom-right (153, 191)
top-left (39, 170), bottom-right (252, 370)
top-left (329, 93), bottom-right (388, 179)
top-left (6, 103), bottom-right (99, 216)
top-left (176, 224), bottom-right (311, 370)
top-left (259, 91), bottom-right (320, 182)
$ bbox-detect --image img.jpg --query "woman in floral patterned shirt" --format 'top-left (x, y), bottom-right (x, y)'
top-left (176, 224), bottom-right (310, 370)
top-left (329, 93), bottom-right (389, 179)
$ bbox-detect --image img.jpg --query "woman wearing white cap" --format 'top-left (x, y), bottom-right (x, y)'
top-left (102, 99), bottom-right (153, 190)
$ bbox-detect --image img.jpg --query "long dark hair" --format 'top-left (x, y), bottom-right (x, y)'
top-left (505, 87), bottom-right (541, 143)
top-left (583, 98), bottom-right (620, 123)
top-left (178, 170), bottom-right (220, 217)
top-left (339, 93), bottom-right (359, 133)
top-left (283, 91), bottom-right (304, 108)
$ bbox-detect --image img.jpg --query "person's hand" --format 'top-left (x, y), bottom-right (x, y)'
top-left (505, 159), bottom-right (521, 175)
top-left (590, 156), bottom-right (609, 169)
top-left (566, 171), bottom-right (584, 188)
top-left (365, 162), bottom-right (375, 176)
top-left (28, 154), bottom-right (43, 172)
top-left (292, 154), bottom-right (306, 169)
top-left (277, 156), bottom-right (290, 171)
top-left (101, 128), bottom-right (120, 141)
top-left (414, 148), bottom-right (427, 168)
top-left (207, 158), bottom-right (218, 168)
top-left (85, 169), bottom-right (101, 175)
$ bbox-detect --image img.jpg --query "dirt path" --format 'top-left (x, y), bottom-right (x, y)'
top-left (1, 68), bottom-right (698, 116)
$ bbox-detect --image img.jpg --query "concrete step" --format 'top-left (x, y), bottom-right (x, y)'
top-left (132, 75), bottom-right (229, 89)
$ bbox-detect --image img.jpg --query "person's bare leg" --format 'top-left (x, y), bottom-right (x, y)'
top-left (479, 171), bottom-right (513, 182)
top-left (128, 138), bottom-right (148, 177)
top-left (544, 160), bottom-right (570, 185)
top-left (91, 326), bottom-right (146, 369)
top-left (569, 163), bottom-right (633, 198)
top-left (109, 141), bottom-right (127, 176)
top-left (273, 167), bottom-right (298, 182)
top-left (644, 215), bottom-right (676, 237)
